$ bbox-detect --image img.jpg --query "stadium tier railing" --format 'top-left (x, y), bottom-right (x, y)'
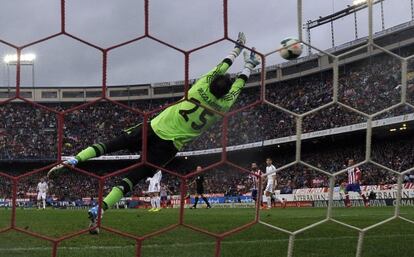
top-left (57, 112), bottom-right (414, 160)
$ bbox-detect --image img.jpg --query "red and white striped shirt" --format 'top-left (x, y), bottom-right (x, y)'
top-left (250, 169), bottom-right (262, 189)
top-left (347, 167), bottom-right (361, 184)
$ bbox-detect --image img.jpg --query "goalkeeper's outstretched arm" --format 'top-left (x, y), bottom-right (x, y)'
top-left (198, 32), bottom-right (246, 86)
top-left (220, 48), bottom-right (261, 110)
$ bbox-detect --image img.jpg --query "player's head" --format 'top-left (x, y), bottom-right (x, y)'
top-left (209, 74), bottom-right (232, 98)
top-left (266, 158), bottom-right (272, 166)
top-left (348, 159), bottom-right (355, 166)
top-left (196, 166), bottom-right (202, 172)
top-left (251, 162), bottom-right (258, 170)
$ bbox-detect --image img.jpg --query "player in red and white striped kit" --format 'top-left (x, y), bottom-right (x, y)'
top-left (250, 162), bottom-right (262, 203)
top-left (344, 159), bottom-right (369, 208)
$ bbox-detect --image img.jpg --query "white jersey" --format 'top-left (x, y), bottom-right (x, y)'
top-left (37, 182), bottom-right (48, 193)
top-left (264, 165), bottom-right (276, 193)
top-left (151, 170), bottom-right (162, 185)
top-left (147, 170), bottom-right (162, 193)
top-left (266, 165), bottom-right (276, 182)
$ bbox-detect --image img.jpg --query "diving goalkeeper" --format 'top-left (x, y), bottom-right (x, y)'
top-left (48, 32), bottom-right (260, 231)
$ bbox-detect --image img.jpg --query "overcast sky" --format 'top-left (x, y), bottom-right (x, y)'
top-left (0, 0), bottom-right (412, 87)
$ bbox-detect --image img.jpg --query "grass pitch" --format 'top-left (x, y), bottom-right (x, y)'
top-left (0, 206), bottom-right (414, 257)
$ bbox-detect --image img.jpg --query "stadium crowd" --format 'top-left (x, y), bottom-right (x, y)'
top-left (1, 48), bottom-right (412, 160)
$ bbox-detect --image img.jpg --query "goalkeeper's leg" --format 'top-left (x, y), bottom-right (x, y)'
top-left (48, 124), bottom-right (147, 178)
top-left (99, 124), bottom-right (177, 211)
top-left (77, 124), bottom-right (177, 232)
top-left (88, 125), bottom-right (177, 233)
top-left (76, 123), bottom-right (144, 163)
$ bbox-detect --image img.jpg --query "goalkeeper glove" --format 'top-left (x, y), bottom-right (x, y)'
top-left (47, 157), bottom-right (78, 178)
top-left (243, 48), bottom-right (260, 70)
top-left (240, 48), bottom-right (261, 79)
top-left (235, 31), bottom-right (246, 50)
top-left (226, 32), bottom-right (246, 61)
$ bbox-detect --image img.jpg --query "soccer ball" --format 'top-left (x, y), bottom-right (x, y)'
top-left (279, 37), bottom-right (303, 60)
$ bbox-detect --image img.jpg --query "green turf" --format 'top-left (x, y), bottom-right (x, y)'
top-left (0, 207), bottom-right (414, 257)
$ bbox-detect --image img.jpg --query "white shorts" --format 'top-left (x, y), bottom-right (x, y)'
top-left (264, 182), bottom-right (274, 193)
top-left (37, 192), bottom-right (46, 200)
top-left (148, 183), bottom-right (160, 193)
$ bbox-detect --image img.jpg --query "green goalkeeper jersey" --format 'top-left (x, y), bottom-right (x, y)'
top-left (150, 60), bottom-right (246, 150)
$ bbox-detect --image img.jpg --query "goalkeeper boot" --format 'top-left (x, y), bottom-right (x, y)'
top-left (88, 206), bottom-right (104, 234)
top-left (48, 158), bottom-right (78, 179)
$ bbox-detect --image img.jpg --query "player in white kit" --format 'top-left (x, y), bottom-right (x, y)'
top-left (36, 177), bottom-right (48, 210)
top-left (264, 158), bottom-right (285, 209)
top-left (146, 170), bottom-right (162, 212)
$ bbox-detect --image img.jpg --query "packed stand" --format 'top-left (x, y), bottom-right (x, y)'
top-left (1, 47), bottom-right (414, 160)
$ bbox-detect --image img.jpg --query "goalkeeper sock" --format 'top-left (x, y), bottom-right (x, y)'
top-left (194, 197), bottom-right (199, 207)
top-left (267, 196), bottom-right (272, 208)
top-left (76, 143), bottom-right (106, 161)
top-left (150, 197), bottom-right (155, 209)
top-left (103, 187), bottom-right (124, 210)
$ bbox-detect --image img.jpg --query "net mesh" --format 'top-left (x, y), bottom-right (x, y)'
top-left (0, 0), bottom-right (411, 256)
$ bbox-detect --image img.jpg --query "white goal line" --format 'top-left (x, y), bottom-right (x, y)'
top-left (1, 233), bottom-right (413, 252)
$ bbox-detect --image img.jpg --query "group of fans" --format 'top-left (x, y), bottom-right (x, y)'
top-left (1, 44), bottom-right (414, 160)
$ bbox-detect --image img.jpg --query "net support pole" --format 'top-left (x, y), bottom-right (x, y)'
top-left (380, 0), bottom-right (385, 30)
top-left (326, 176), bottom-right (335, 219)
top-left (295, 116), bottom-right (302, 162)
top-left (305, 22), bottom-right (312, 55)
top-left (368, 0), bottom-right (374, 44)
top-left (394, 174), bottom-right (403, 217)
top-left (297, 0), bottom-right (303, 42)
top-left (401, 59), bottom-right (407, 104)
top-left (354, 12), bottom-right (358, 39)
top-left (411, 0), bottom-right (414, 20)
top-left (332, 57), bottom-right (339, 102)
top-left (365, 118), bottom-right (372, 162)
